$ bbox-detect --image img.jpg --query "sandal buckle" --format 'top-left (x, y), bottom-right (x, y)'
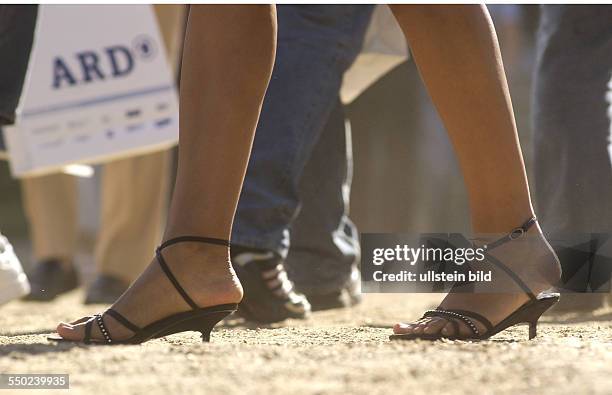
top-left (509, 228), bottom-right (525, 240)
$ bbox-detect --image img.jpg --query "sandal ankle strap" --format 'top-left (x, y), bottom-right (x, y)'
top-left (478, 216), bottom-right (538, 301)
top-left (483, 216), bottom-right (537, 252)
top-left (155, 235), bottom-right (230, 311)
top-left (157, 236), bottom-right (230, 253)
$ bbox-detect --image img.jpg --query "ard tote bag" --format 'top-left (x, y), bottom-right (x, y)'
top-left (5, 5), bottom-right (179, 177)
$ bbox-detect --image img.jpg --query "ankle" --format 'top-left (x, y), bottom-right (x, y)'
top-left (158, 242), bottom-right (243, 300)
top-left (529, 228), bottom-right (562, 287)
top-left (471, 203), bottom-right (535, 234)
top-left (485, 224), bottom-right (562, 290)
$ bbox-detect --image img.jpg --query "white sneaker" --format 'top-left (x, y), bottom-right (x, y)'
top-left (0, 233), bottom-right (30, 306)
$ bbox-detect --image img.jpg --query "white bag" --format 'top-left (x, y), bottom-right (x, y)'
top-left (340, 5), bottom-right (409, 104)
top-left (5, 5), bottom-right (179, 177)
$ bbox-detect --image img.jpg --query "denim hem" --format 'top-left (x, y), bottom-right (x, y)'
top-left (293, 275), bottom-right (353, 296)
top-left (230, 233), bottom-right (288, 258)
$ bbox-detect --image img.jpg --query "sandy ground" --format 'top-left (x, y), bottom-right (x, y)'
top-left (1, 291), bottom-right (611, 395)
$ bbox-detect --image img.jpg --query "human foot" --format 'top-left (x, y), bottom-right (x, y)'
top-left (392, 218), bottom-right (562, 340)
top-left (53, 238), bottom-right (243, 343)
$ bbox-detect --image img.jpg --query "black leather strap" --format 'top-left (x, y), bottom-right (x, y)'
top-left (158, 236), bottom-right (230, 252)
top-left (105, 309), bottom-right (140, 333)
top-left (447, 309), bottom-right (494, 334)
top-left (484, 216), bottom-right (537, 251)
top-left (84, 318), bottom-right (93, 345)
top-left (486, 253), bottom-right (536, 300)
top-left (154, 236), bottom-right (230, 311)
top-left (479, 216), bottom-right (538, 301)
top-left (423, 309), bottom-right (481, 337)
top-left (156, 249), bottom-right (199, 310)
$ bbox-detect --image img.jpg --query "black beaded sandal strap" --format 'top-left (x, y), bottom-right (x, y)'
top-left (105, 309), bottom-right (140, 333)
top-left (478, 216), bottom-right (538, 301)
top-left (95, 314), bottom-right (113, 344)
top-left (423, 310), bottom-right (481, 338)
top-left (446, 309), bottom-right (494, 334)
top-left (155, 236), bottom-right (230, 311)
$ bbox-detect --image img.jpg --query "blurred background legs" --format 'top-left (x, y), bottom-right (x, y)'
top-left (18, 4), bottom-right (185, 304)
top-left (287, 101), bottom-right (361, 310)
top-left (21, 174), bottom-right (79, 301)
top-left (533, 5), bottom-right (612, 312)
top-left (91, 151), bottom-right (169, 302)
top-left (21, 152), bottom-right (170, 303)
top-left (0, 5), bottom-right (38, 305)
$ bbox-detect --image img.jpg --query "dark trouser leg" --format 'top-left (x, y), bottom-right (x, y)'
top-left (533, 5), bottom-right (612, 293)
top-left (286, 100), bottom-right (360, 296)
top-left (0, 5), bottom-right (38, 126)
top-left (230, 5), bottom-right (373, 319)
top-left (232, 5), bottom-right (373, 270)
top-left (0, 5), bottom-right (38, 151)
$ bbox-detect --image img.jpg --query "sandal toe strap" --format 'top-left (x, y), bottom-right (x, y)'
top-left (446, 309), bottom-right (494, 334)
top-left (423, 309), bottom-right (484, 338)
top-left (95, 314), bottom-right (113, 344)
top-left (84, 317), bottom-right (94, 345)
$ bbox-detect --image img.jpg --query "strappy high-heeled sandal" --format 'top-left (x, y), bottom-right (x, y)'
top-left (390, 217), bottom-right (560, 341)
top-left (48, 236), bottom-right (239, 345)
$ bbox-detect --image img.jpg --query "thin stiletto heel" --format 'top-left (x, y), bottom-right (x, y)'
top-left (48, 236), bottom-right (238, 345)
top-left (529, 322), bottom-right (537, 340)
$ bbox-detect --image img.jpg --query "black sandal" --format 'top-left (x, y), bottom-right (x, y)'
top-left (48, 236), bottom-right (239, 345)
top-left (390, 217), bottom-right (560, 341)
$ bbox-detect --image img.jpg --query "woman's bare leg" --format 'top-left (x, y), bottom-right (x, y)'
top-left (389, 5), bottom-right (561, 337)
top-left (57, 5), bottom-right (277, 341)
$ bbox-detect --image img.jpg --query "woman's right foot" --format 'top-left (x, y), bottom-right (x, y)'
top-left (55, 241), bottom-right (243, 342)
top-left (393, 220), bottom-right (562, 339)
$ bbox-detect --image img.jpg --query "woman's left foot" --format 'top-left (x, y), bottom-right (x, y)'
top-left (55, 240), bottom-right (243, 343)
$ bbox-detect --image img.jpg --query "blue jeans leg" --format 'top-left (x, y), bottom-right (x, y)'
top-left (286, 100), bottom-right (359, 295)
top-left (232, 5), bottom-right (373, 290)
